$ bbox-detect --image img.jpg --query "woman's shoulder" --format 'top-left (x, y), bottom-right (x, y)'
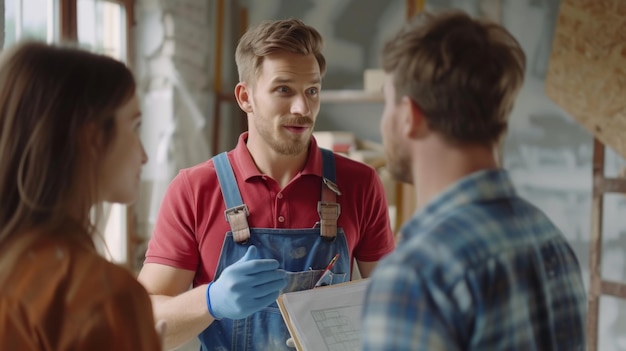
top-left (4, 235), bottom-right (148, 305)
top-left (0, 237), bottom-right (153, 348)
top-left (63, 240), bottom-right (149, 298)
top-left (0, 236), bottom-right (158, 350)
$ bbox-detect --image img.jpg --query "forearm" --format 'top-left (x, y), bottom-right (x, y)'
top-left (356, 260), bottom-right (378, 278)
top-left (150, 284), bottom-right (215, 351)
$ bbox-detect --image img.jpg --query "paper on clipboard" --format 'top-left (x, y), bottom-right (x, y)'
top-left (276, 278), bottom-right (370, 351)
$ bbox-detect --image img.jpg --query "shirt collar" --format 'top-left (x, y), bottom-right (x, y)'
top-left (232, 132), bottom-right (324, 181)
top-left (401, 169), bottom-right (517, 239)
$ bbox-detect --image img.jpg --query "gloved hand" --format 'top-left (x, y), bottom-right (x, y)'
top-left (286, 337), bottom-right (296, 348)
top-left (207, 245), bottom-right (287, 320)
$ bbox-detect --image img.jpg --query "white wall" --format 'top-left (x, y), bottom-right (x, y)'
top-left (133, 0), bottom-right (216, 270)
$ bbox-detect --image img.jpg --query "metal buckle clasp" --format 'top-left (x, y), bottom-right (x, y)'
top-left (323, 178), bottom-right (342, 196)
top-left (224, 204), bottom-right (249, 222)
top-left (224, 204), bottom-right (250, 243)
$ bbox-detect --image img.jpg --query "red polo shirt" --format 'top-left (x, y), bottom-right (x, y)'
top-left (145, 132), bottom-right (395, 287)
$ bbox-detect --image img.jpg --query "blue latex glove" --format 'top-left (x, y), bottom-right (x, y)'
top-left (207, 245), bottom-right (287, 320)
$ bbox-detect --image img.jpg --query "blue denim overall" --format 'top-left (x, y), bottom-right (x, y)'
top-left (198, 149), bottom-right (351, 351)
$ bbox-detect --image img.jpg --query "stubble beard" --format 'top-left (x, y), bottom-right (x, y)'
top-left (256, 121), bottom-right (310, 156)
top-left (386, 146), bottom-right (413, 185)
top-left (273, 137), bottom-right (308, 156)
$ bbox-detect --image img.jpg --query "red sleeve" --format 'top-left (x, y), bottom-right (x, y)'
top-left (353, 165), bottom-right (396, 262)
top-left (144, 170), bottom-right (200, 271)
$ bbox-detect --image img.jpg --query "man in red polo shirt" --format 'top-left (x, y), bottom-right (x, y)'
top-left (138, 18), bottom-right (395, 351)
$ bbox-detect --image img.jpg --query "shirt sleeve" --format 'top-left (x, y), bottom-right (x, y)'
top-left (361, 263), bottom-right (462, 351)
top-left (145, 170), bottom-right (200, 271)
top-left (353, 166), bottom-right (396, 262)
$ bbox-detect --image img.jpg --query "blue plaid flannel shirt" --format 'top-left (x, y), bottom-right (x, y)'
top-left (362, 169), bottom-right (586, 350)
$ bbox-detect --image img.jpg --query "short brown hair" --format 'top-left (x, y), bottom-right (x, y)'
top-left (382, 10), bottom-right (525, 146)
top-left (235, 18), bottom-right (326, 84)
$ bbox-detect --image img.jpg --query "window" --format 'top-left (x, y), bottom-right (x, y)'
top-left (77, 0), bottom-right (126, 61)
top-left (4, 0), bottom-right (58, 47)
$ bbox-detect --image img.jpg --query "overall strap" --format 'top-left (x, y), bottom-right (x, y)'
top-left (318, 148), bottom-right (341, 239)
top-left (213, 152), bottom-right (251, 243)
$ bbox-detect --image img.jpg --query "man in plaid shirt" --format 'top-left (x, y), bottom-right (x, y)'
top-left (362, 9), bottom-right (586, 351)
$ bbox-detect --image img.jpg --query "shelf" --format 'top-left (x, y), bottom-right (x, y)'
top-left (216, 90), bottom-right (383, 104)
top-left (217, 88), bottom-right (376, 118)
top-left (320, 90), bottom-right (384, 103)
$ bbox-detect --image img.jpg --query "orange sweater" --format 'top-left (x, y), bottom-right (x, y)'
top-left (0, 234), bottom-right (161, 350)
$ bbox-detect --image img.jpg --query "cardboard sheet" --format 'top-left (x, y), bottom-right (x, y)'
top-left (545, 0), bottom-right (626, 157)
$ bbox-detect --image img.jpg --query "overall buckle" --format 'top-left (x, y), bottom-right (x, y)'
top-left (224, 204), bottom-right (250, 243)
top-left (317, 201), bottom-right (340, 240)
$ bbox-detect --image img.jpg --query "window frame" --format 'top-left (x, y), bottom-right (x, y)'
top-left (60, 0), bottom-right (134, 66)
top-left (60, 0), bottom-right (137, 269)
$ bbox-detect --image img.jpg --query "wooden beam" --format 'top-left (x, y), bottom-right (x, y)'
top-left (601, 280), bottom-right (626, 299)
top-left (406, 0), bottom-right (425, 20)
top-left (125, 0), bottom-right (135, 68)
top-left (117, 0), bottom-right (137, 271)
top-left (211, 0), bottom-right (225, 155)
top-left (394, 0), bottom-right (426, 232)
top-left (0, 0), bottom-right (4, 48)
top-left (594, 176), bottom-right (626, 194)
top-left (59, 0), bottom-right (78, 41)
top-left (587, 138), bottom-right (605, 351)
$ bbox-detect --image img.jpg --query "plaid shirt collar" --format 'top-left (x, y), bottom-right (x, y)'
top-left (402, 169), bottom-right (517, 241)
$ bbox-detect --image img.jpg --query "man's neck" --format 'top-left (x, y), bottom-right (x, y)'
top-left (412, 143), bottom-right (498, 210)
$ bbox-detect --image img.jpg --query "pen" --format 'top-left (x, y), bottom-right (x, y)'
top-left (314, 254), bottom-right (340, 288)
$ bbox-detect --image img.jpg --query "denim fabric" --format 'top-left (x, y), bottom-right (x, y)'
top-left (199, 150), bottom-right (350, 351)
top-left (199, 228), bottom-right (350, 351)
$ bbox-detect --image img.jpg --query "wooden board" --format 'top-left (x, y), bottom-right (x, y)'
top-left (545, 0), bottom-right (626, 158)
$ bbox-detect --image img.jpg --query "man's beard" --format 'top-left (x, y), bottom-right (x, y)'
top-left (255, 116), bottom-right (312, 156)
top-left (386, 147), bottom-right (413, 185)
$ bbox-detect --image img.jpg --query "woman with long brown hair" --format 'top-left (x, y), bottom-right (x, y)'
top-left (0, 41), bottom-right (161, 350)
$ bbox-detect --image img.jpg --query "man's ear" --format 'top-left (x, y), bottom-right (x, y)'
top-left (235, 83), bottom-right (253, 113)
top-left (401, 96), bottom-right (428, 139)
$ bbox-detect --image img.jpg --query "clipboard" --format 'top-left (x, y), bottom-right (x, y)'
top-left (276, 278), bottom-right (370, 351)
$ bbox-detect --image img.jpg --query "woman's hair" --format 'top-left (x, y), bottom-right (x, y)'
top-left (235, 18), bottom-right (326, 84)
top-left (0, 41), bottom-right (136, 251)
top-left (381, 10), bottom-right (526, 147)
